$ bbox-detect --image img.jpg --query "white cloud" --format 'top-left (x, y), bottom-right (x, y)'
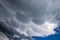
top-left (20, 21), bottom-right (58, 37)
top-left (15, 20), bottom-right (58, 37)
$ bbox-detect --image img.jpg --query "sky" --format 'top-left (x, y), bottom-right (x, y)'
top-left (32, 26), bottom-right (60, 40)
top-left (0, 0), bottom-right (60, 40)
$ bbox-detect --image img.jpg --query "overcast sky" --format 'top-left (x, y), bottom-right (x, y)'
top-left (0, 0), bottom-right (60, 40)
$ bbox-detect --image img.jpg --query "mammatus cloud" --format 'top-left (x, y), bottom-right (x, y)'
top-left (0, 0), bottom-right (60, 38)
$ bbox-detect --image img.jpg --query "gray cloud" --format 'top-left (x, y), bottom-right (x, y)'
top-left (32, 18), bottom-right (45, 25)
top-left (0, 32), bottom-right (9, 40)
top-left (16, 11), bottom-right (30, 23)
top-left (0, 0), bottom-right (60, 38)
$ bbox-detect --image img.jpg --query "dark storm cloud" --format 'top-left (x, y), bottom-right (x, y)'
top-left (16, 11), bottom-right (30, 23)
top-left (32, 18), bottom-right (45, 25)
top-left (0, 32), bottom-right (9, 40)
top-left (1, 0), bottom-right (48, 24)
top-left (55, 9), bottom-right (60, 21)
top-left (0, 0), bottom-right (60, 38)
top-left (0, 0), bottom-right (35, 40)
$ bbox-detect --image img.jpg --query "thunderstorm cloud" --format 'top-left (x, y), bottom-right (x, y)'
top-left (0, 0), bottom-right (60, 38)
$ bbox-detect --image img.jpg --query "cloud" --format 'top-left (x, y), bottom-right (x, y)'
top-left (26, 21), bottom-right (57, 37)
top-left (0, 32), bottom-right (9, 40)
top-left (0, 0), bottom-right (60, 38)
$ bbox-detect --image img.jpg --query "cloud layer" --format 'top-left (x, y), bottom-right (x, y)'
top-left (0, 32), bottom-right (9, 40)
top-left (0, 0), bottom-right (60, 37)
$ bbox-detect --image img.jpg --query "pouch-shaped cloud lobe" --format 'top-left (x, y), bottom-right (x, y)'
top-left (0, 0), bottom-right (60, 37)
